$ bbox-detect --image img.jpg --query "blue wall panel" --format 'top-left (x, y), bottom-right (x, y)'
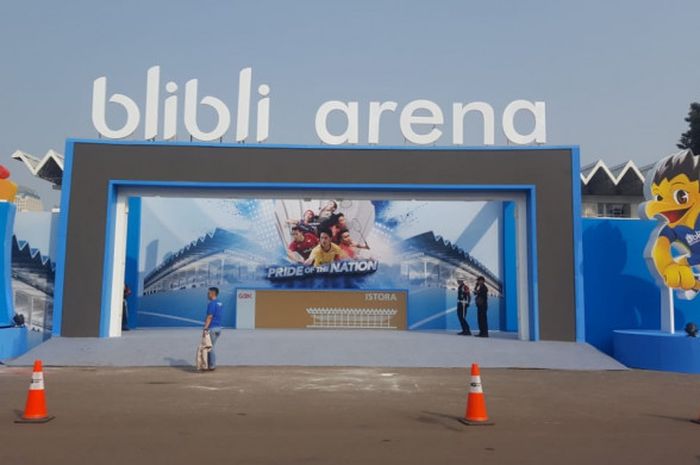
top-left (583, 219), bottom-right (660, 354)
top-left (0, 203), bottom-right (16, 326)
top-left (583, 218), bottom-right (700, 355)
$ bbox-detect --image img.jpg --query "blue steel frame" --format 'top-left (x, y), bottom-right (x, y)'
top-left (0, 203), bottom-right (16, 326)
top-left (570, 147), bottom-right (585, 342)
top-left (124, 197), bottom-right (141, 329)
top-left (53, 139), bottom-right (583, 341)
top-left (501, 201), bottom-right (518, 332)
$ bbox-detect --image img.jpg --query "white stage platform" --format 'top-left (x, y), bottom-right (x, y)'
top-left (7, 328), bottom-right (625, 370)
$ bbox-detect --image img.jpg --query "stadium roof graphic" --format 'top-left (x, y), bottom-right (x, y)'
top-left (579, 160), bottom-right (654, 196)
top-left (12, 235), bottom-right (55, 296)
top-left (11, 149), bottom-right (64, 187)
top-left (143, 228), bottom-right (270, 288)
top-left (400, 231), bottom-right (501, 290)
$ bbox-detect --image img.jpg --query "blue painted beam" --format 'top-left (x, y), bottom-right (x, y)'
top-left (501, 201), bottom-right (518, 332)
top-left (0, 202), bottom-right (16, 326)
top-left (125, 197), bottom-right (142, 329)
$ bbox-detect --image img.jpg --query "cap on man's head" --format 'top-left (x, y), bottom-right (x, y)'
top-left (477, 276), bottom-right (485, 282)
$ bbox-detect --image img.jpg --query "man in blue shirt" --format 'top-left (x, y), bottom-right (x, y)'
top-left (203, 287), bottom-right (223, 371)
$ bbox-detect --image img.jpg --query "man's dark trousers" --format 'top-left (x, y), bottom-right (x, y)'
top-left (477, 304), bottom-right (488, 336)
top-left (457, 302), bottom-right (471, 334)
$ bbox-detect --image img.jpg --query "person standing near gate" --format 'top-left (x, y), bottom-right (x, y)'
top-left (475, 276), bottom-right (489, 337)
top-left (122, 283), bottom-right (131, 331)
top-left (202, 287), bottom-right (223, 371)
top-left (456, 280), bottom-right (471, 335)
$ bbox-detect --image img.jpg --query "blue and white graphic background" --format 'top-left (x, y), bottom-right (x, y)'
top-left (137, 197), bottom-right (506, 331)
top-left (12, 211), bottom-right (57, 347)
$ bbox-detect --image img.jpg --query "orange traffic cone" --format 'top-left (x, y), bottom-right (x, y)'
top-left (459, 363), bottom-right (493, 426)
top-left (15, 360), bottom-right (54, 423)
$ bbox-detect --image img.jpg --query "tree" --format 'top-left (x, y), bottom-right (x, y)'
top-left (678, 102), bottom-right (700, 155)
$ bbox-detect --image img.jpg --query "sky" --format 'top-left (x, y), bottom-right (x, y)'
top-left (1, 0), bottom-right (699, 207)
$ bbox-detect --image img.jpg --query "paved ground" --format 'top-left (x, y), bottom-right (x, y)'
top-left (1, 366), bottom-right (699, 465)
top-left (8, 329), bottom-right (625, 370)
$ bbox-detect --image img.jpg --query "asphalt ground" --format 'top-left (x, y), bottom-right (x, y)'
top-left (1, 366), bottom-right (699, 465)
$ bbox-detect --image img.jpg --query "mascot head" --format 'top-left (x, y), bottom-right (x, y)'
top-left (643, 149), bottom-right (700, 227)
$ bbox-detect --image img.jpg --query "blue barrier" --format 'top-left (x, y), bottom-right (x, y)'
top-left (614, 330), bottom-right (700, 374)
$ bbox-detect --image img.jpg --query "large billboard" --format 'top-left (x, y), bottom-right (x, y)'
top-left (137, 196), bottom-right (504, 331)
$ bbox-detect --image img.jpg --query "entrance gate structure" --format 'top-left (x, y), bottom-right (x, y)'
top-left (53, 141), bottom-right (584, 342)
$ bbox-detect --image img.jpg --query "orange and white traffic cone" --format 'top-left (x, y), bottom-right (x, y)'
top-left (15, 360), bottom-right (54, 423)
top-left (459, 363), bottom-right (493, 426)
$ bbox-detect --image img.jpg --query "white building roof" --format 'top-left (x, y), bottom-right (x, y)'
top-left (11, 149), bottom-right (64, 187)
top-left (580, 159), bottom-right (645, 196)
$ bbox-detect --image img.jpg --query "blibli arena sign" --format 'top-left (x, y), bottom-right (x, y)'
top-left (92, 66), bottom-right (547, 145)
